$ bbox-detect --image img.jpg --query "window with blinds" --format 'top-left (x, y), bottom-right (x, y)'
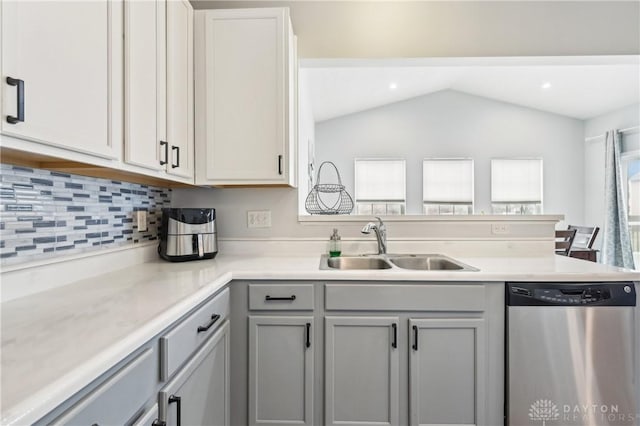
top-left (491, 158), bottom-right (543, 214)
top-left (422, 159), bottom-right (474, 215)
top-left (354, 159), bottom-right (406, 215)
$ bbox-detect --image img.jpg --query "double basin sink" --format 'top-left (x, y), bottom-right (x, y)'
top-left (320, 253), bottom-right (478, 271)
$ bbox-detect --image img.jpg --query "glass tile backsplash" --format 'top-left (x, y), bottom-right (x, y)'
top-left (0, 163), bottom-right (171, 266)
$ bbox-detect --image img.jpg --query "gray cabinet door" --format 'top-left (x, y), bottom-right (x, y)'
top-left (248, 316), bottom-right (314, 425)
top-left (325, 316), bottom-right (400, 426)
top-left (409, 318), bottom-right (486, 426)
top-left (160, 320), bottom-right (230, 426)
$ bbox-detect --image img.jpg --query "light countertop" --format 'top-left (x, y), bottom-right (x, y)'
top-left (2, 253), bottom-right (638, 425)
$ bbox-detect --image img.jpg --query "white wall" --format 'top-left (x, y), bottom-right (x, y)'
top-left (297, 70), bottom-right (316, 215)
top-left (315, 90), bottom-right (585, 223)
top-left (583, 103), bottom-right (640, 250)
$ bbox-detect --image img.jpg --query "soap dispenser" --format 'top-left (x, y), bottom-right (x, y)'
top-left (329, 228), bottom-right (342, 257)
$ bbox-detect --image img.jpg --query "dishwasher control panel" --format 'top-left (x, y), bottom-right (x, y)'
top-left (507, 282), bottom-right (636, 306)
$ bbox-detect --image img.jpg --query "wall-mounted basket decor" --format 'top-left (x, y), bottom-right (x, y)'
top-left (305, 161), bottom-right (354, 215)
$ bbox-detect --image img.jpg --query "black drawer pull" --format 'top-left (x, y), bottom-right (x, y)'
top-left (306, 322), bottom-right (311, 348)
top-left (197, 314), bottom-right (220, 333)
top-left (171, 146), bottom-right (179, 168)
top-left (265, 295), bottom-right (296, 301)
top-left (412, 325), bottom-right (418, 351)
top-left (391, 323), bottom-right (397, 349)
top-left (6, 77), bottom-right (24, 124)
top-left (278, 155), bottom-right (283, 175)
top-left (168, 395), bottom-right (182, 426)
top-left (160, 141), bottom-right (168, 165)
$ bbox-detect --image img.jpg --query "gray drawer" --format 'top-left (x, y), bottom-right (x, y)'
top-left (52, 347), bottom-right (156, 425)
top-left (248, 283), bottom-right (314, 310)
top-left (325, 283), bottom-right (486, 311)
top-left (160, 288), bottom-right (229, 381)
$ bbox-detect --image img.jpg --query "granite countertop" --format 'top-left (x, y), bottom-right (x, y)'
top-left (1, 253), bottom-right (638, 425)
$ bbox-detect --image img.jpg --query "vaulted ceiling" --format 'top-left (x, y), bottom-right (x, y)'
top-left (303, 58), bottom-right (640, 122)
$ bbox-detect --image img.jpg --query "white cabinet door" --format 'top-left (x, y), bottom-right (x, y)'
top-left (166, 0), bottom-right (194, 179)
top-left (159, 321), bottom-right (230, 426)
top-left (248, 316), bottom-right (314, 426)
top-left (124, 0), bottom-right (166, 170)
top-left (325, 316), bottom-right (400, 426)
top-left (409, 318), bottom-right (487, 426)
top-left (195, 8), bottom-right (296, 186)
top-left (1, 0), bottom-right (122, 159)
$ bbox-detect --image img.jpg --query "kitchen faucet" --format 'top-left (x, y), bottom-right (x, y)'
top-left (361, 217), bottom-right (387, 254)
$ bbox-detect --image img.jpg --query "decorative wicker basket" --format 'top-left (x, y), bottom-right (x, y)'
top-left (304, 161), bottom-right (354, 215)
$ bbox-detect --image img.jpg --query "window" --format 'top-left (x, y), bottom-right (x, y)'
top-left (491, 158), bottom-right (543, 214)
top-left (623, 155), bottom-right (640, 265)
top-left (423, 159), bottom-right (474, 215)
top-left (354, 159), bottom-right (406, 215)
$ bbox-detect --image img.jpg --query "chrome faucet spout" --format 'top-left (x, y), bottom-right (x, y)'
top-left (361, 217), bottom-right (387, 254)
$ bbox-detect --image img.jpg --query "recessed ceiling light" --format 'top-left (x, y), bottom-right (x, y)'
top-left (389, 82), bottom-right (398, 90)
top-left (541, 82), bottom-right (552, 89)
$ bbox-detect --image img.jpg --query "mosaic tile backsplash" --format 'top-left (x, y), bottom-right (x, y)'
top-left (0, 163), bottom-right (171, 267)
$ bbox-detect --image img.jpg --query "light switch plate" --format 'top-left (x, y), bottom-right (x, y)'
top-left (247, 210), bottom-right (271, 228)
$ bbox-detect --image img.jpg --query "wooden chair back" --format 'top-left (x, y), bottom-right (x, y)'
top-left (567, 225), bottom-right (600, 249)
top-left (555, 229), bottom-right (577, 256)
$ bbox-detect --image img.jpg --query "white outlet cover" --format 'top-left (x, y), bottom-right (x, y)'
top-left (247, 210), bottom-right (272, 228)
top-left (136, 211), bottom-right (148, 232)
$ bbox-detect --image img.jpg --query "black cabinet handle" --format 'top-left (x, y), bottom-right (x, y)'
top-left (168, 395), bottom-right (181, 426)
top-left (171, 146), bottom-right (179, 168)
top-left (412, 325), bottom-right (418, 351)
top-left (197, 314), bottom-right (220, 333)
top-left (391, 323), bottom-right (397, 349)
top-left (160, 141), bottom-right (168, 165)
top-left (278, 155), bottom-right (283, 175)
top-left (265, 295), bottom-right (296, 301)
top-left (305, 322), bottom-right (311, 348)
top-left (6, 77), bottom-right (24, 124)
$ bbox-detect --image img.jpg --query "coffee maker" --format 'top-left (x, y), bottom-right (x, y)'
top-left (158, 208), bottom-right (218, 261)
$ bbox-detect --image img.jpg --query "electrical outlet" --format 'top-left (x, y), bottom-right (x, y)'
top-left (491, 223), bottom-right (510, 235)
top-left (247, 210), bottom-right (272, 228)
top-left (136, 210), bottom-right (148, 232)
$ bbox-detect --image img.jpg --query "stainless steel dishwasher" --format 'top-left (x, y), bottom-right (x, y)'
top-left (506, 282), bottom-right (637, 426)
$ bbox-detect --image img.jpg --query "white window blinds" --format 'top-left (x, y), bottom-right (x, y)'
top-left (491, 159), bottom-right (543, 203)
top-left (355, 159), bottom-right (406, 201)
top-left (423, 159), bottom-right (474, 203)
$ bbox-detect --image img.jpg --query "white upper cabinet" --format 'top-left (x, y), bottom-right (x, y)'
top-left (1, 0), bottom-right (122, 159)
top-left (165, 0), bottom-right (194, 179)
top-left (124, 0), bottom-right (166, 171)
top-left (124, 0), bottom-right (193, 180)
top-left (194, 8), bottom-right (297, 186)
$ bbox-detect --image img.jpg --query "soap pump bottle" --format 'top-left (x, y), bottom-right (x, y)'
top-left (329, 228), bottom-right (342, 257)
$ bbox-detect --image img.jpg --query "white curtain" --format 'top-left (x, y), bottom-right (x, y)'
top-left (602, 130), bottom-right (636, 269)
top-left (423, 159), bottom-right (473, 202)
top-left (491, 159), bottom-right (542, 203)
top-left (355, 159), bottom-right (406, 201)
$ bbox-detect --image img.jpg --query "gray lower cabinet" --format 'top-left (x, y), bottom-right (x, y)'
top-left (133, 404), bottom-right (159, 426)
top-left (248, 315), bottom-right (314, 425)
top-left (46, 346), bottom-right (158, 426)
top-left (324, 316), bottom-right (400, 426)
top-left (159, 320), bottom-right (230, 426)
top-left (409, 318), bottom-right (486, 426)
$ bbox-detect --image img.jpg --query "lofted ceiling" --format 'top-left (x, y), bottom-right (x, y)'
top-left (304, 61), bottom-right (640, 122)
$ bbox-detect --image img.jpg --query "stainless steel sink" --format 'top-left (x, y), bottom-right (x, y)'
top-left (320, 254), bottom-right (477, 271)
top-left (321, 255), bottom-right (392, 270)
top-left (387, 255), bottom-right (469, 271)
